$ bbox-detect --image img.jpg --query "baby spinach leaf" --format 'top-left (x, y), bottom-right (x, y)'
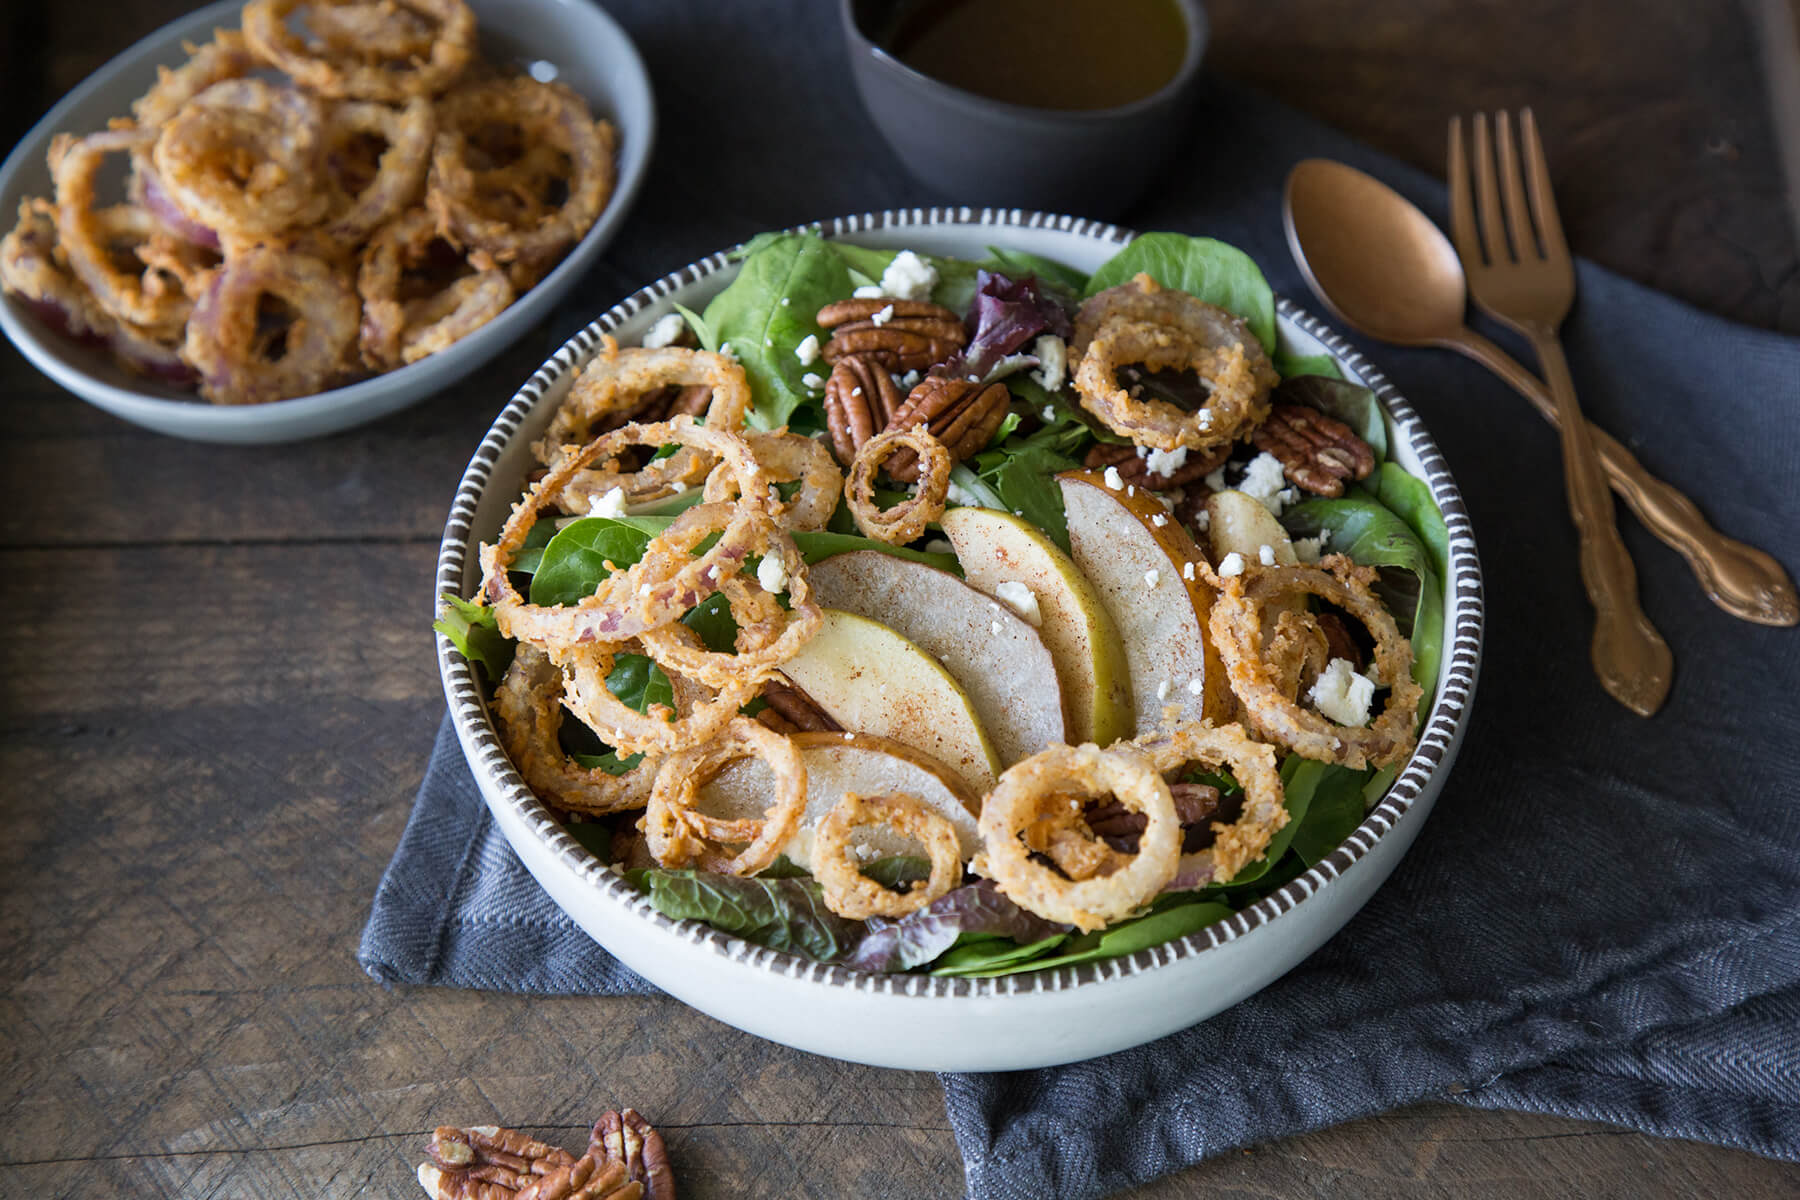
top-left (861, 856), bottom-right (933, 890)
top-left (955, 897), bottom-right (1234, 977)
top-left (982, 245), bottom-right (1090, 296)
top-left (1084, 233), bottom-right (1277, 352)
top-left (1366, 461), bottom-right (1451, 582)
top-left (928, 933), bottom-right (1069, 976)
top-left (826, 242), bottom-right (985, 313)
top-left (1284, 760), bottom-right (1374, 868)
top-left (1276, 375), bottom-right (1388, 463)
top-left (671, 301), bottom-right (718, 352)
top-left (1280, 489), bottom-right (1446, 715)
top-left (702, 233), bottom-right (851, 430)
top-left (1272, 349), bottom-right (1344, 380)
top-left (789, 531), bottom-right (959, 572)
top-left (529, 518), bottom-right (656, 606)
top-left (625, 869), bottom-right (865, 963)
top-left (563, 820), bottom-right (613, 860)
top-left (433, 593), bottom-right (515, 680)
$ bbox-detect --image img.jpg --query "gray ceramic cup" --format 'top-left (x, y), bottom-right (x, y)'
top-left (840, 0), bottom-right (1208, 218)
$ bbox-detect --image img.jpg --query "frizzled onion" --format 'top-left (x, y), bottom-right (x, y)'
top-left (813, 792), bottom-right (964, 919)
top-left (642, 717), bottom-right (807, 876)
top-left (845, 425), bottom-right (951, 545)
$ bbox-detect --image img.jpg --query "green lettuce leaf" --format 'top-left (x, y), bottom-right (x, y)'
top-left (1084, 233), bottom-right (1277, 352)
top-left (1366, 461), bottom-right (1451, 582)
top-left (625, 869), bottom-right (864, 963)
top-left (529, 519), bottom-right (656, 607)
top-left (981, 245), bottom-right (1090, 296)
top-left (1272, 349), bottom-right (1344, 380)
top-left (943, 895), bottom-right (1234, 977)
top-left (433, 593), bottom-right (515, 680)
top-left (1283, 760), bottom-right (1374, 868)
top-left (825, 242), bottom-right (984, 313)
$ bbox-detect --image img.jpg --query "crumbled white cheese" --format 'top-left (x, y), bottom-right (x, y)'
top-left (853, 284), bottom-right (885, 299)
top-left (795, 334), bottom-right (820, 365)
top-left (1190, 508), bottom-right (1210, 533)
top-left (1041, 405), bottom-right (1058, 422)
top-left (1187, 678), bottom-right (1205, 696)
top-left (1308, 657), bottom-right (1377, 727)
top-left (1218, 552), bottom-right (1246, 578)
top-left (1293, 535), bottom-right (1327, 564)
top-left (1238, 452), bottom-right (1292, 515)
top-left (670, 480), bottom-right (687, 494)
top-left (993, 581), bottom-right (1041, 627)
top-left (1278, 487), bottom-right (1301, 508)
top-left (587, 486), bottom-right (628, 518)
top-left (764, 337), bottom-right (773, 348)
top-left (878, 250), bottom-right (938, 302)
top-left (1144, 445), bottom-right (1188, 477)
top-left (852, 840), bottom-right (881, 863)
top-left (1143, 569), bottom-right (1161, 589)
top-left (1204, 466), bottom-right (1229, 492)
top-left (1258, 543), bottom-right (1277, 566)
top-left (899, 369), bottom-right (922, 389)
top-left (1029, 335), bottom-right (1066, 392)
top-left (756, 553), bottom-right (789, 596)
top-left (870, 304), bottom-right (896, 327)
top-left (1103, 465), bottom-right (1125, 491)
top-left (716, 341), bottom-right (737, 361)
top-left (801, 371), bottom-right (825, 391)
top-left (1182, 560), bottom-right (1196, 580)
top-left (1156, 679), bottom-right (1172, 702)
top-left (1197, 410), bottom-right (1215, 431)
top-left (780, 296), bottom-right (791, 306)
top-left (641, 313), bottom-right (685, 349)
top-left (1151, 514), bottom-right (1168, 527)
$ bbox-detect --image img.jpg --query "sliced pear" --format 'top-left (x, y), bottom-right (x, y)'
top-left (807, 551), bottom-right (1066, 766)
top-left (1056, 469), bottom-right (1236, 733)
top-left (1206, 489), bottom-right (1297, 567)
top-left (695, 731), bottom-right (981, 871)
top-left (939, 506), bottom-right (1132, 747)
top-left (778, 608), bottom-right (1001, 793)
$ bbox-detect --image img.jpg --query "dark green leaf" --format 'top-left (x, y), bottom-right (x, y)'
top-left (760, 855), bottom-right (810, 879)
top-left (603, 653), bottom-right (675, 715)
top-left (433, 593), bottom-right (515, 680)
top-left (928, 933), bottom-right (1068, 976)
top-left (626, 868), bottom-right (865, 962)
top-left (860, 855), bottom-right (932, 890)
top-left (1084, 233), bottom-right (1277, 352)
top-left (529, 518), bottom-right (655, 606)
top-left (1272, 349), bottom-right (1344, 380)
top-left (1283, 760), bottom-right (1374, 867)
top-left (564, 820), bottom-right (613, 860)
top-left (981, 245), bottom-right (1090, 296)
top-left (956, 898), bottom-right (1234, 977)
top-left (1366, 462), bottom-right (1451, 582)
top-left (1199, 755), bottom-right (1320, 892)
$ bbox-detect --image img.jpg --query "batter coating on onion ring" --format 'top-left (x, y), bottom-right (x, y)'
top-left (557, 628), bottom-right (759, 759)
top-left (51, 129), bottom-right (195, 336)
top-left (152, 79), bottom-right (332, 238)
top-left (813, 792), bottom-right (964, 920)
top-left (1071, 273), bottom-right (1279, 453)
top-left (493, 642), bottom-right (656, 815)
top-left (976, 742), bottom-right (1181, 932)
top-left (243, 0), bottom-right (477, 101)
top-left (643, 717), bottom-right (807, 876)
top-left (184, 244), bottom-right (360, 404)
top-left (703, 430), bottom-right (843, 533)
top-left (1207, 554), bottom-right (1423, 770)
top-left (1133, 720), bottom-right (1287, 889)
top-left (845, 426), bottom-right (951, 545)
top-left (636, 548), bottom-right (822, 694)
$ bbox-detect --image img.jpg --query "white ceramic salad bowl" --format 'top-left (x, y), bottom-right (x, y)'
top-left (436, 208), bottom-right (1483, 1071)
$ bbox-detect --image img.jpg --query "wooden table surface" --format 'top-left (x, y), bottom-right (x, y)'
top-left (3, 2), bottom-right (1798, 1198)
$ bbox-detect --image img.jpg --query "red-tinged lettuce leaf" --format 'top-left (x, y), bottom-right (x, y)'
top-left (955, 270), bottom-right (1074, 379)
top-left (624, 869), bottom-right (864, 963)
top-left (845, 880), bottom-right (1068, 973)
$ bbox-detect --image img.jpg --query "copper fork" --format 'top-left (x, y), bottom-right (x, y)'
top-left (1449, 109), bottom-right (1672, 716)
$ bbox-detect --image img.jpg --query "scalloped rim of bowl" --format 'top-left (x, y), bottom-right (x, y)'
top-left (0, 0), bottom-right (654, 444)
top-left (436, 207), bottom-right (1484, 1064)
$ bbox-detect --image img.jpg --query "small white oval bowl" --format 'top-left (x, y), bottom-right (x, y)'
top-left (437, 209), bottom-right (1485, 1071)
top-left (0, 0), bottom-right (654, 444)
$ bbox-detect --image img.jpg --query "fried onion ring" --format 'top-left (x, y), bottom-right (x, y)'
top-left (642, 717), bottom-right (807, 875)
top-left (636, 540), bottom-right (822, 692)
top-left (316, 96), bottom-right (435, 250)
top-left (243, 0), bottom-right (476, 101)
top-left (50, 129), bottom-right (193, 335)
top-left (845, 426), bottom-right (951, 545)
top-left (1134, 720), bottom-right (1288, 888)
top-left (2, 198), bottom-right (117, 344)
top-left (703, 430), bottom-right (843, 532)
top-left (976, 742), bottom-right (1180, 931)
top-left (427, 76), bottom-right (614, 266)
top-left (556, 628), bottom-right (757, 759)
top-left (357, 206), bottom-right (511, 369)
top-left (1208, 554), bottom-right (1423, 769)
top-left (131, 30), bottom-right (260, 129)
top-left (813, 792), bottom-right (964, 919)
top-left (152, 80), bottom-right (331, 238)
top-left (493, 642), bottom-right (656, 815)
top-left (184, 244), bottom-right (359, 404)
top-left (1071, 273), bottom-right (1279, 453)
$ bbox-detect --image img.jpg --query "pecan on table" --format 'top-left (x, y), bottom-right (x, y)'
top-left (1082, 440), bottom-right (1229, 491)
top-left (418, 1112), bottom-right (675, 1200)
top-left (881, 375), bottom-right (1010, 482)
top-left (421, 1125), bottom-right (575, 1199)
top-left (823, 352), bottom-right (902, 467)
top-left (756, 675), bottom-right (842, 734)
top-left (816, 298), bottom-right (965, 372)
top-left (1250, 403), bottom-right (1376, 497)
top-left (592, 1109), bottom-right (677, 1200)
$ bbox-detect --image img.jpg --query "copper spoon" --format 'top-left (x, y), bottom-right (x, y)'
top-left (1283, 157), bottom-right (1798, 629)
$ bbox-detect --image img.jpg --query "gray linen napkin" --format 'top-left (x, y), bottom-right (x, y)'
top-left (362, 4), bottom-right (1800, 1194)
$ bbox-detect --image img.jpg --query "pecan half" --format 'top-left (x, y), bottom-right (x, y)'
top-left (591, 1109), bottom-right (677, 1200)
top-left (1251, 403), bottom-right (1376, 497)
top-left (817, 298), bottom-right (965, 372)
top-left (418, 1113), bottom-right (675, 1200)
top-left (1083, 441), bottom-right (1229, 490)
top-left (1086, 783), bottom-right (1222, 852)
top-left (822, 352), bottom-right (902, 467)
top-left (758, 675), bottom-right (842, 733)
top-left (882, 375), bottom-right (1010, 482)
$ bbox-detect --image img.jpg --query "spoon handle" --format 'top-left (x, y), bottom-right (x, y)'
top-left (1444, 327), bottom-right (1798, 627)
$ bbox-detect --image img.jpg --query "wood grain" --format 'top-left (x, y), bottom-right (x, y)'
top-left (3, 1), bottom-right (1798, 1198)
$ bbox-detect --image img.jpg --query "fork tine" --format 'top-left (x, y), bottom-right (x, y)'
top-left (1494, 110), bottom-right (1539, 261)
top-left (1447, 116), bottom-right (1483, 267)
top-left (1519, 107), bottom-right (1568, 258)
top-left (1470, 112), bottom-right (1508, 265)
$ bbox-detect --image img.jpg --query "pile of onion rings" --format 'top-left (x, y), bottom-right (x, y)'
top-left (3, 0), bottom-right (619, 406)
